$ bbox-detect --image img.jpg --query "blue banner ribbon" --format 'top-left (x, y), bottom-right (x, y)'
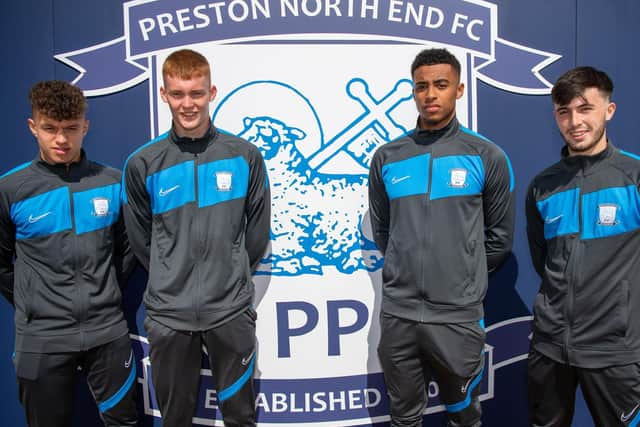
top-left (56, 0), bottom-right (560, 96)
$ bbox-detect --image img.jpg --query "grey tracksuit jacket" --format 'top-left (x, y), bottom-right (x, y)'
top-left (368, 118), bottom-right (515, 324)
top-left (0, 152), bottom-right (134, 352)
top-left (526, 143), bottom-right (640, 368)
top-left (123, 126), bottom-right (270, 331)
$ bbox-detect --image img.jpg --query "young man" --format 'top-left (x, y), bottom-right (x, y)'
top-left (526, 67), bottom-right (640, 426)
top-left (368, 48), bottom-right (515, 426)
top-left (123, 49), bottom-right (270, 426)
top-left (0, 80), bottom-right (137, 426)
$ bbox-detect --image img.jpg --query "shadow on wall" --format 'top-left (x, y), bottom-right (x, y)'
top-left (484, 254), bottom-right (530, 325)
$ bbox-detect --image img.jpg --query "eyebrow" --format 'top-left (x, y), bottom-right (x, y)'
top-left (556, 99), bottom-right (594, 110)
top-left (415, 78), bottom-right (450, 85)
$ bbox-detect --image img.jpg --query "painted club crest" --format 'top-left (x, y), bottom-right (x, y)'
top-left (54, 0), bottom-right (561, 424)
top-left (57, 0), bottom-right (560, 280)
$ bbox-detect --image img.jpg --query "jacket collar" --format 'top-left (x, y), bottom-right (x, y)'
top-left (32, 149), bottom-right (90, 180)
top-left (169, 123), bottom-right (217, 154)
top-left (410, 117), bottom-right (459, 145)
top-left (561, 140), bottom-right (614, 173)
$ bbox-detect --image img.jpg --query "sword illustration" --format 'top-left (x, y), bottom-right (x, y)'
top-left (307, 78), bottom-right (413, 174)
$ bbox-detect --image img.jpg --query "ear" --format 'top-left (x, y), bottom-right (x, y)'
top-left (27, 118), bottom-right (37, 137)
top-left (83, 119), bottom-right (90, 136)
top-left (209, 85), bottom-right (217, 102)
top-left (160, 86), bottom-right (168, 103)
top-left (605, 101), bottom-right (616, 121)
top-left (456, 82), bottom-right (465, 100)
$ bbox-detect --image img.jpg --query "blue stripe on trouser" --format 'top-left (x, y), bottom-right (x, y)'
top-left (98, 362), bottom-right (136, 413)
top-left (630, 409), bottom-right (640, 427)
top-left (218, 354), bottom-right (255, 402)
top-left (445, 366), bottom-right (484, 413)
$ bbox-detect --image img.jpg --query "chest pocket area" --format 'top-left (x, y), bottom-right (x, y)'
top-left (381, 153), bottom-right (430, 200)
top-left (537, 188), bottom-right (580, 240)
top-left (197, 156), bottom-right (249, 208)
top-left (147, 161), bottom-right (196, 215)
top-left (73, 183), bottom-right (120, 235)
top-left (11, 186), bottom-right (72, 240)
top-left (430, 155), bottom-right (484, 200)
top-left (581, 185), bottom-right (640, 240)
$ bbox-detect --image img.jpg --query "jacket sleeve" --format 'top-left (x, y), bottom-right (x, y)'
top-left (368, 149), bottom-right (390, 254)
top-left (525, 180), bottom-right (547, 277)
top-left (122, 156), bottom-right (152, 271)
top-left (244, 147), bottom-right (271, 273)
top-left (112, 206), bottom-right (137, 286)
top-left (483, 145), bottom-right (516, 273)
top-left (0, 189), bottom-right (15, 305)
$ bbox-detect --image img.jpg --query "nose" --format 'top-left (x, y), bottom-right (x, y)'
top-left (183, 95), bottom-right (194, 108)
top-left (54, 129), bottom-right (68, 144)
top-left (424, 86), bottom-right (437, 100)
top-left (568, 110), bottom-right (581, 127)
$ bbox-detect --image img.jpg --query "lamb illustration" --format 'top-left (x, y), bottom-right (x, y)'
top-left (239, 116), bottom-right (382, 276)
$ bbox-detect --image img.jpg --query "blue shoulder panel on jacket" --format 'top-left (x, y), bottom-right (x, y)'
top-left (121, 132), bottom-right (168, 204)
top-left (537, 188), bottom-right (580, 240)
top-left (581, 185), bottom-right (640, 240)
top-left (460, 126), bottom-right (515, 192)
top-left (146, 161), bottom-right (196, 214)
top-left (459, 125), bottom-right (490, 142)
top-left (198, 156), bottom-right (249, 208)
top-left (73, 183), bottom-right (121, 235)
top-left (620, 149), bottom-right (640, 161)
top-left (0, 161), bottom-right (31, 180)
top-left (430, 155), bottom-right (484, 200)
top-left (11, 187), bottom-right (72, 240)
top-left (382, 153), bottom-right (430, 200)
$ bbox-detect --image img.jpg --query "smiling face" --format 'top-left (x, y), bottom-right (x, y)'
top-left (553, 87), bottom-right (616, 156)
top-left (160, 72), bottom-right (217, 138)
top-left (412, 63), bottom-right (464, 130)
top-left (28, 112), bottom-right (88, 165)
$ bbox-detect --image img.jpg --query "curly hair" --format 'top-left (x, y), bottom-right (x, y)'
top-left (28, 80), bottom-right (87, 121)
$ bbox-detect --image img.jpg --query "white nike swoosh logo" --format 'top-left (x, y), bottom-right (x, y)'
top-left (158, 185), bottom-right (180, 197)
top-left (124, 350), bottom-right (133, 369)
top-left (461, 376), bottom-right (474, 394)
top-left (544, 214), bottom-right (563, 224)
top-left (391, 175), bottom-right (411, 185)
top-left (621, 403), bottom-right (640, 422)
top-left (28, 212), bottom-right (52, 224)
top-left (241, 349), bottom-right (255, 366)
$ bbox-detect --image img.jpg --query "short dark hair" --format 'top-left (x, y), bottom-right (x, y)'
top-left (29, 80), bottom-right (87, 121)
top-left (411, 48), bottom-right (461, 78)
top-left (551, 66), bottom-right (613, 106)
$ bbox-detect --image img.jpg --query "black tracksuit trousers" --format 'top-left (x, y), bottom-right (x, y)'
top-left (145, 308), bottom-right (257, 427)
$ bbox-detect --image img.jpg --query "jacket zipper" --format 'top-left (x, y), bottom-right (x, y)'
top-left (421, 149), bottom-right (434, 322)
top-left (193, 154), bottom-right (201, 328)
top-left (68, 183), bottom-right (87, 349)
top-left (564, 174), bottom-right (583, 363)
